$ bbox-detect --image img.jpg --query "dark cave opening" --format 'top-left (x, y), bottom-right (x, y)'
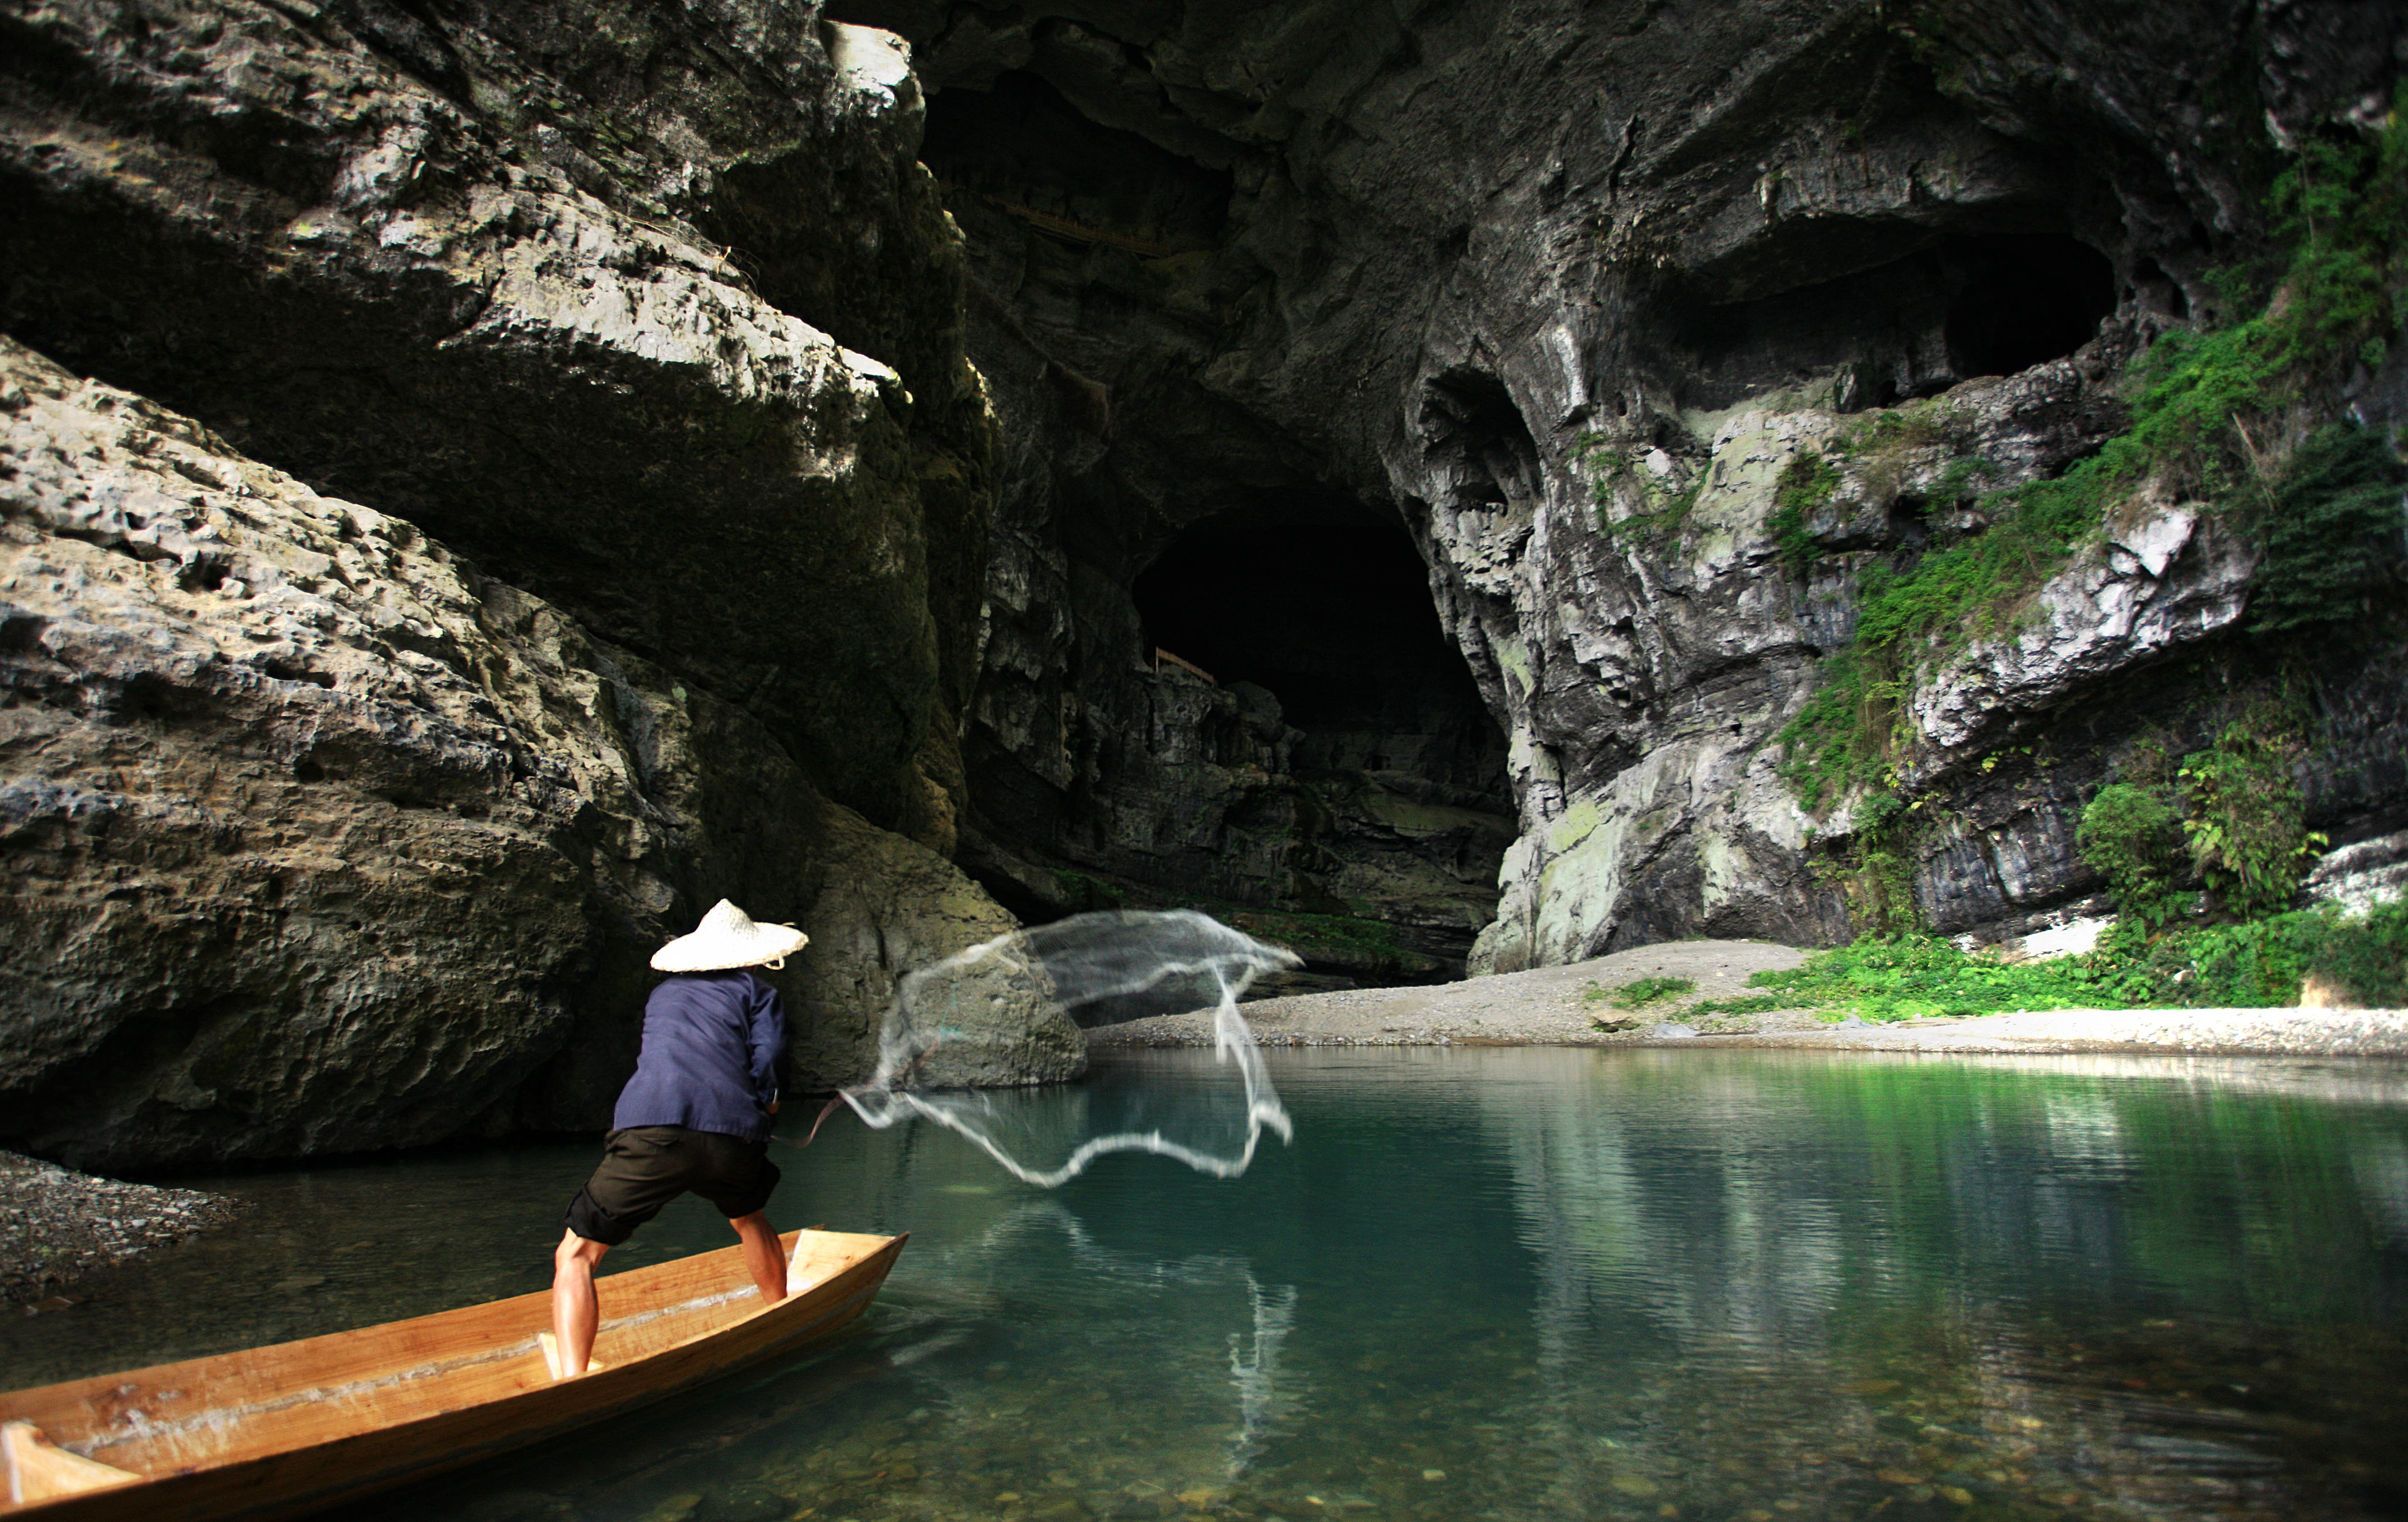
top-left (1665, 228), bottom-right (2120, 409)
top-left (1134, 511), bottom-right (1508, 808)
top-left (920, 70), bottom-right (1232, 250)
top-left (1941, 233), bottom-right (2117, 379)
top-left (1417, 368), bottom-right (1542, 509)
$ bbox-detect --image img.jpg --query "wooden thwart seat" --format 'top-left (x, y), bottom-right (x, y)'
top-left (2, 1423), bottom-right (139, 1505)
top-left (534, 1332), bottom-right (609, 1382)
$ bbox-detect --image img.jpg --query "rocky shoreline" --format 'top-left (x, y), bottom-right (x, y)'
top-left (0, 1152), bottom-right (238, 1311)
top-left (1089, 939), bottom-right (2408, 1058)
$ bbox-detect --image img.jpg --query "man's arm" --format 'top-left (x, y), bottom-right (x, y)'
top-left (748, 979), bottom-right (789, 1115)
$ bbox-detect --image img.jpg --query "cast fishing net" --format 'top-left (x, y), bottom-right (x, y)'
top-left (837, 910), bottom-right (1298, 1186)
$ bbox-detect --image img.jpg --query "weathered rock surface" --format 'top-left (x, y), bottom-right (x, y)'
top-left (833, 0), bottom-right (2405, 965)
top-left (0, 337), bottom-right (1019, 1169)
top-left (0, 0), bottom-right (991, 840)
top-left (789, 799), bottom-right (1084, 1092)
top-left (4, 0), bottom-right (2401, 1173)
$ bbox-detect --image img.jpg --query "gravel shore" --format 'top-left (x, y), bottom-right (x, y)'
top-left (1087, 938), bottom-right (2408, 1058)
top-left (0, 1151), bottom-right (238, 1311)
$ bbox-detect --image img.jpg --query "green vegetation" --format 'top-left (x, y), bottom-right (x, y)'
top-left (1051, 870), bottom-right (1124, 913)
top-left (2246, 422), bottom-right (2408, 634)
top-left (1223, 908), bottom-right (1442, 976)
top-left (2073, 783), bottom-right (2189, 929)
top-left (1832, 400), bottom-right (1962, 497)
top-left (2069, 702), bottom-right (2326, 928)
top-left (1748, 901), bottom-right (2408, 1020)
top-left (1777, 696), bottom-right (2369, 1020)
top-left (1684, 993), bottom-right (1788, 1018)
top-left (1585, 974), bottom-right (1697, 1007)
top-left (1778, 98), bottom-right (2408, 811)
top-left (1767, 451), bottom-right (1839, 571)
top-left (1830, 789), bottom-right (1921, 933)
top-left (2308, 901), bottom-right (2408, 1005)
top-left (1576, 436), bottom-right (1706, 544)
top-left (1750, 936), bottom-right (2104, 1021)
top-left (2176, 718), bottom-right (2327, 918)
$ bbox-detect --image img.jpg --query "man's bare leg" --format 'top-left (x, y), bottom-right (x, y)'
top-left (551, 1229), bottom-right (611, 1375)
top-left (730, 1211), bottom-right (786, 1304)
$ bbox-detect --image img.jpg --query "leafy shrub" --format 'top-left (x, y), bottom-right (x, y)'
top-left (2076, 783), bottom-right (2190, 928)
top-left (2175, 913), bottom-right (2331, 1005)
top-left (2177, 720), bottom-right (2324, 918)
top-left (2095, 909), bottom-right (2336, 1007)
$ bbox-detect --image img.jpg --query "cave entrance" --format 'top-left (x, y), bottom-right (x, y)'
top-left (1134, 509), bottom-right (1507, 808)
top-left (1664, 228), bottom-right (2119, 409)
top-left (1941, 232), bottom-right (2116, 379)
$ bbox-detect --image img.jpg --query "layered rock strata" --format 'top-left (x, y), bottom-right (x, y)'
top-left (0, 2), bottom-right (1102, 1170)
top-left (0, 0), bottom-right (990, 842)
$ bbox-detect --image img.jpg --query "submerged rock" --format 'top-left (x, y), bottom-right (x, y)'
top-left (0, 1149), bottom-right (237, 1307)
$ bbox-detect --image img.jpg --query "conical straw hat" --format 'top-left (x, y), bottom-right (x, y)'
top-left (650, 899), bottom-right (808, 972)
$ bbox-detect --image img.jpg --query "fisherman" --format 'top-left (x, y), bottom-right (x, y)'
top-left (549, 898), bottom-right (802, 1378)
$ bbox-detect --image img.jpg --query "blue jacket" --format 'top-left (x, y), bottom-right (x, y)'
top-left (611, 970), bottom-right (788, 1142)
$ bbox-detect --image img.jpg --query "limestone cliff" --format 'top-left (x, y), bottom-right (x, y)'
top-left (0, 339), bottom-right (1027, 1169)
top-left (0, 1), bottom-right (1029, 1169)
top-left (0, 0), bottom-right (989, 840)
top-left (834, 0), bottom-right (2406, 970)
top-left (5, 0), bottom-right (2403, 1168)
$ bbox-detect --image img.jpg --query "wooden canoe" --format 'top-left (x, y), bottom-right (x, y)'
top-left (0, 1228), bottom-right (905, 1521)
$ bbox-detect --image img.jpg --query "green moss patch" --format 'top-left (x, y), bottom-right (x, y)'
top-left (1778, 98), bottom-right (2408, 812)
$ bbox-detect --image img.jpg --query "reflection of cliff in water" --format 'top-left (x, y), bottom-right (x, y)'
top-left (1467, 1049), bottom-right (2408, 1516)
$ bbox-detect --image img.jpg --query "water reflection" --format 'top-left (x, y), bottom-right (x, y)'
top-left (1466, 1049), bottom-right (2408, 1518)
top-left (5, 1049), bottom-right (2407, 1521)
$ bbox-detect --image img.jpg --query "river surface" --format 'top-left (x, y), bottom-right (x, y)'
top-left (7, 1048), bottom-right (2408, 1522)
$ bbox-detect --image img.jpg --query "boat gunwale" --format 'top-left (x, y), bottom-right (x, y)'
top-left (0, 1230), bottom-right (906, 1520)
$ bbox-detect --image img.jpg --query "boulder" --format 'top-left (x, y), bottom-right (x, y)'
top-left (789, 802), bottom-right (1085, 1092)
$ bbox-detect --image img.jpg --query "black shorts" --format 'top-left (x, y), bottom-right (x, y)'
top-left (562, 1125), bottom-right (781, 1247)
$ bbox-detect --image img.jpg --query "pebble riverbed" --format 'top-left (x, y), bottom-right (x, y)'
top-left (0, 1150), bottom-right (237, 1310)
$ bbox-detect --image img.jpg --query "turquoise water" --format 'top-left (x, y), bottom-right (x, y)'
top-left (7, 1048), bottom-right (2408, 1521)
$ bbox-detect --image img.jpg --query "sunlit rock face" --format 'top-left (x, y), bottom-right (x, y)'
top-left (837, 0), bottom-right (2406, 969)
